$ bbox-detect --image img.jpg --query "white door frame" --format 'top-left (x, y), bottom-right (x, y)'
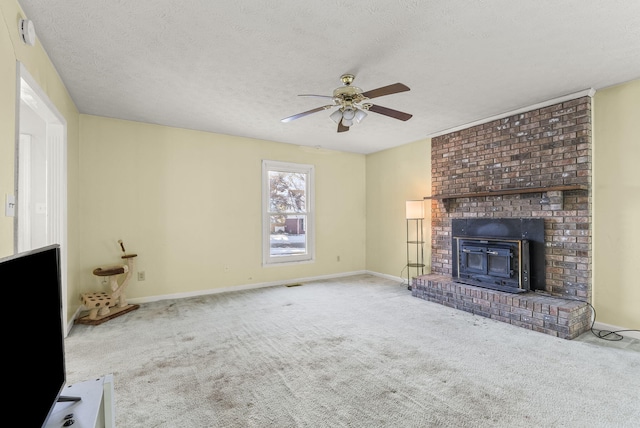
top-left (17, 134), bottom-right (32, 252)
top-left (16, 62), bottom-right (68, 333)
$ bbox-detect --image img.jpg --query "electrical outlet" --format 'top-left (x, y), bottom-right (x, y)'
top-left (137, 271), bottom-right (146, 281)
top-left (337, 255), bottom-right (341, 262)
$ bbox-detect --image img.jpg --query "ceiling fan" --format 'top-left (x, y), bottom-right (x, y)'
top-left (281, 74), bottom-right (412, 133)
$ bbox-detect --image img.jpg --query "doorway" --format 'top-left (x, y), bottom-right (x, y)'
top-left (16, 63), bottom-right (68, 332)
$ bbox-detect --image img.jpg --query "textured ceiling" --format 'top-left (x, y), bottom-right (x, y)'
top-left (17, 0), bottom-right (640, 154)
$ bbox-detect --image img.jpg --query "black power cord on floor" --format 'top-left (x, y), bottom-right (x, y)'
top-left (585, 302), bottom-right (640, 341)
top-left (399, 264), bottom-right (410, 289)
top-left (534, 290), bottom-right (640, 342)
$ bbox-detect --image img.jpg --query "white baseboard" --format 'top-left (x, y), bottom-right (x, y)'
top-left (70, 270), bottom-right (638, 342)
top-left (365, 270), bottom-right (406, 285)
top-left (66, 307), bottom-right (85, 336)
top-left (83, 270), bottom-right (406, 311)
top-left (70, 270), bottom-right (371, 328)
top-left (118, 270), bottom-right (369, 305)
top-left (592, 321), bottom-right (640, 341)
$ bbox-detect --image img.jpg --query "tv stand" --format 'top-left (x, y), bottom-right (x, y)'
top-left (45, 375), bottom-right (114, 428)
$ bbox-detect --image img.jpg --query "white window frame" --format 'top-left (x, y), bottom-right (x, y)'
top-left (262, 160), bottom-right (315, 265)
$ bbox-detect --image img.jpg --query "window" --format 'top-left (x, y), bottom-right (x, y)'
top-left (262, 160), bottom-right (314, 265)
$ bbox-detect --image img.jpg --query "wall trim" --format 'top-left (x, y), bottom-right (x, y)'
top-left (592, 321), bottom-right (640, 341)
top-left (130, 270), bottom-right (370, 304)
top-left (67, 269), bottom-right (639, 340)
top-left (366, 270), bottom-right (405, 285)
top-left (426, 88), bottom-right (597, 139)
top-left (67, 270), bottom-right (405, 333)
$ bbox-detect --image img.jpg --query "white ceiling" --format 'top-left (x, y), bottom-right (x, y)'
top-left (18, 0), bottom-right (640, 154)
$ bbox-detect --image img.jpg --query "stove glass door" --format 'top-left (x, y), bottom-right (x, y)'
top-left (487, 246), bottom-right (513, 278)
top-left (461, 245), bottom-right (487, 275)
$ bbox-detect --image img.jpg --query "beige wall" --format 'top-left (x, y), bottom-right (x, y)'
top-left (365, 139), bottom-right (431, 282)
top-left (3, 0), bottom-right (639, 332)
top-left (593, 79), bottom-right (640, 329)
top-left (0, 0), bottom-right (81, 324)
top-left (0, 1), bottom-right (16, 256)
top-left (78, 115), bottom-right (366, 300)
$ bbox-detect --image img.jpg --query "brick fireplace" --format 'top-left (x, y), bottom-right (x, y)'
top-left (412, 96), bottom-right (592, 339)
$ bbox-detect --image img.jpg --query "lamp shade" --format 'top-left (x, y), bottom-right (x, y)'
top-left (405, 200), bottom-right (424, 219)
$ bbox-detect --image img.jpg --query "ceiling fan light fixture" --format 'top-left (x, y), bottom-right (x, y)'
top-left (281, 74), bottom-right (412, 134)
top-left (354, 108), bottom-right (367, 124)
top-left (342, 107), bottom-right (356, 121)
top-left (329, 109), bottom-right (343, 124)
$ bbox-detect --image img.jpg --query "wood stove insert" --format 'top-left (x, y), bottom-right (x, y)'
top-left (451, 218), bottom-right (545, 293)
top-left (455, 236), bottom-right (529, 293)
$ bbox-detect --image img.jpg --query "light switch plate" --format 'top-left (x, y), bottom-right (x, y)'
top-left (5, 194), bottom-right (15, 217)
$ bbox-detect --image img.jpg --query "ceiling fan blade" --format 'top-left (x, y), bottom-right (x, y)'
top-left (362, 83), bottom-right (410, 99)
top-left (337, 122), bottom-right (349, 133)
top-left (368, 104), bottom-right (413, 121)
top-left (281, 105), bottom-right (333, 123)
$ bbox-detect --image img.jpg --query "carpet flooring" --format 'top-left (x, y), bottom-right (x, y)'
top-left (64, 274), bottom-right (640, 427)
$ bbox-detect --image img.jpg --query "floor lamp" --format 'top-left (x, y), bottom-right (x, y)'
top-left (406, 200), bottom-right (425, 290)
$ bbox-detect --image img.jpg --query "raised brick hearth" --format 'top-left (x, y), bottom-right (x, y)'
top-left (412, 275), bottom-right (591, 339)
top-left (413, 96), bottom-right (593, 339)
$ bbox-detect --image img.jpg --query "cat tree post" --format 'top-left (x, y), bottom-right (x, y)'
top-left (76, 242), bottom-right (140, 325)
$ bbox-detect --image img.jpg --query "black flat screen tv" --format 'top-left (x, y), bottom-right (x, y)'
top-left (2, 244), bottom-right (67, 427)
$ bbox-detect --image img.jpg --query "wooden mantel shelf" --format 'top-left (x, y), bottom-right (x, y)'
top-left (424, 184), bottom-right (588, 201)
